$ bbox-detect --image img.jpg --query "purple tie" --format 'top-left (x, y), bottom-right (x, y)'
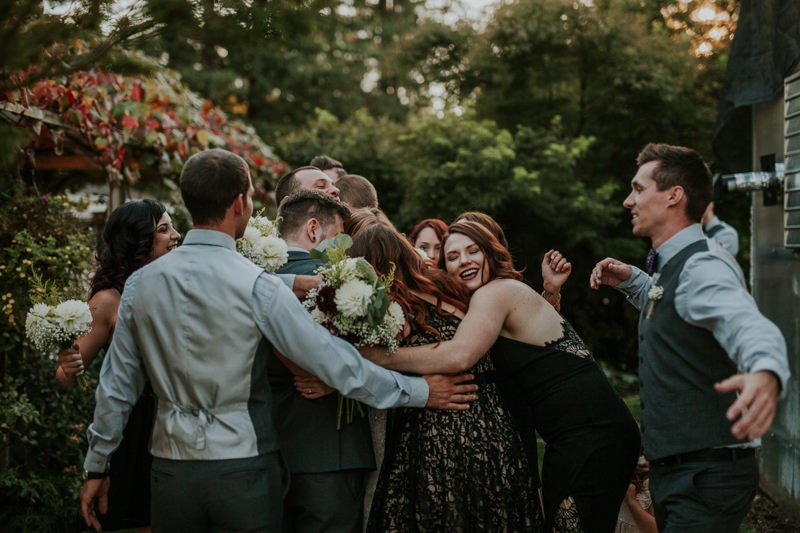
top-left (645, 249), bottom-right (658, 275)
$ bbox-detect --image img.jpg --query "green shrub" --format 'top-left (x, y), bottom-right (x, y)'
top-left (0, 179), bottom-right (99, 531)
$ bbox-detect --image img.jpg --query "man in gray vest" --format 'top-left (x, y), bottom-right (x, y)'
top-left (80, 149), bottom-right (477, 532)
top-left (590, 143), bottom-right (789, 532)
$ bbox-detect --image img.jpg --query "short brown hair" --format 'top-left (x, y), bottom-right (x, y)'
top-left (337, 174), bottom-right (378, 209)
top-left (180, 149), bottom-right (250, 225)
top-left (277, 189), bottom-right (351, 237)
top-left (274, 166), bottom-right (319, 207)
top-left (636, 143), bottom-right (712, 222)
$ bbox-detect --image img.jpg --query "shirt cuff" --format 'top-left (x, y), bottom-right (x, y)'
top-left (406, 375), bottom-right (429, 408)
top-left (749, 362), bottom-right (790, 399)
top-left (274, 273), bottom-right (296, 290)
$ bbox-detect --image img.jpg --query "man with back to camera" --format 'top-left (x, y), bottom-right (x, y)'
top-left (79, 149), bottom-right (478, 531)
top-left (590, 142), bottom-right (789, 532)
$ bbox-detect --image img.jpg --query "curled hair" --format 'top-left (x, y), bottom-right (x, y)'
top-left (90, 199), bottom-right (166, 296)
top-left (443, 220), bottom-right (523, 283)
top-left (408, 218), bottom-right (447, 247)
top-left (454, 211), bottom-right (509, 250)
top-left (349, 224), bottom-right (469, 340)
top-left (636, 143), bottom-right (712, 222)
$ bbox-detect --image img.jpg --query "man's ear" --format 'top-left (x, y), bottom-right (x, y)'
top-left (305, 218), bottom-right (319, 243)
top-left (232, 193), bottom-right (244, 216)
top-left (667, 185), bottom-right (685, 206)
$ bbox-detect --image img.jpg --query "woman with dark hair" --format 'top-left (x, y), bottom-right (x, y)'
top-left (364, 220), bottom-right (640, 533)
top-left (57, 199), bottom-right (180, 533)
top-left (351, 223), bottom-right (544, 532)
top-left (407, 218), bottom-right (448, 264)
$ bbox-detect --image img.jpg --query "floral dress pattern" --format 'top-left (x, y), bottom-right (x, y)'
top-left (365, 302), bottom-right (544, 532)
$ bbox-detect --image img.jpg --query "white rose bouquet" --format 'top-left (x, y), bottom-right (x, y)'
top-left (304, 256), bottom-right (405, 353)
top-left (304, 242), bottom-right (405, 429)
top-left (25, 299), bottom-right (92, 354)
top-left (236, 214), bottom-right (288, 272)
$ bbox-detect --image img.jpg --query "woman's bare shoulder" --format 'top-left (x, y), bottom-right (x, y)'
top-left (88, 288), bottom-right (121, 316)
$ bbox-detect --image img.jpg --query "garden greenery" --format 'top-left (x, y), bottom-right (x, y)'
top-left (1, 180), bottom-right (99, 531)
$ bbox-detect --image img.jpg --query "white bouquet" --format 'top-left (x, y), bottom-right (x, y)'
top-left (237, 214), bottom-right (288, 272)
top-left (304, 255), bottom-right (405, 353)
top-left (25, 300), bottom-right (92, 354)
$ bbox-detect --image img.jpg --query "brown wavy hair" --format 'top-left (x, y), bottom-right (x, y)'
top-left (344, 207), bottom-right (395, 238)
top-left (454, 211), bottom-right (509, 250)
top-left (442, 220), bottom-right (523, 283)
top-left (349, 224), bottom-right (469, 340)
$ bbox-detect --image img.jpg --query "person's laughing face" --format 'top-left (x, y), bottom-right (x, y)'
top-left (444, 232), bottom-right (489, 292)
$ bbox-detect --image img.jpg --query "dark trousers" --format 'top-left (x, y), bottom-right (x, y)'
top-left (650, 452), bottom-right (758, 533)
top-left (281, 469), bottom-right (367, 533)
top-left (150, 453), bottom-right (288, 532)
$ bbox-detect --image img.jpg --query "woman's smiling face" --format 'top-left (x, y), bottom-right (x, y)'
top-left (443, 232), bottom-right (489, 292)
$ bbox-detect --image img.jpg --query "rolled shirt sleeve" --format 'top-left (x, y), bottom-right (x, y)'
top-left (615, 266), bottom-right (652, 312)
top-left (251, 273), bottom-right (429, 408)
top-left (675, 252), bottom-right (790, 396)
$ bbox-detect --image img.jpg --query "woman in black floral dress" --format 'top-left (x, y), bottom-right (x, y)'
top-left (349, 222), bottom-right (544, 532)
top-left (364, 220), bottom-right (641, 533)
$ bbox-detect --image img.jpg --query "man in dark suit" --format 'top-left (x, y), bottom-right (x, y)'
top-left (269, 190), bottom-right (373, 532)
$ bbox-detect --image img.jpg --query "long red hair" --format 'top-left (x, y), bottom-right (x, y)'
top-left (349, 224), bottom-right (469, 338)
top-left (442, 220), bottom-right (524, 282)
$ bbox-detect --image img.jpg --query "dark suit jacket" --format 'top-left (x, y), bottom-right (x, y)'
top-left (267, 249), bottom-right (375, 472)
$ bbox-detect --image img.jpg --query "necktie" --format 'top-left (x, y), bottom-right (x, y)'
top-left (645, 248), bottom-right (658, 275)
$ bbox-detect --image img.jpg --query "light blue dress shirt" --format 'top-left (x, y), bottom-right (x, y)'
top-left (84, 229), bottom-right (428, 472)
top-left (616, 224), bottom-right (790, 395)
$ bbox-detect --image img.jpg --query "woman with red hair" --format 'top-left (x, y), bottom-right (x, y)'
top-left (351, 222), bottom-right (543, 532)
top-left (365, 220), bottom-right (640, 533)
top-left (407, 218), bottom-right (448, 264)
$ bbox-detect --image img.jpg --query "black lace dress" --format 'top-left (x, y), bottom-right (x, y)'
top-left (366, 302), bottom-right (544, 532)
top-left (492, 321), bottom-right (641, 533)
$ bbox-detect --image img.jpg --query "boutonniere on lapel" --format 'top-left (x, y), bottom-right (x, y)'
top-left (646, 284), bottom-right (664, 320)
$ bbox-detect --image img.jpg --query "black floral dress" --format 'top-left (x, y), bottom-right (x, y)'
top-left (366, 302), bottom-right (544, 532)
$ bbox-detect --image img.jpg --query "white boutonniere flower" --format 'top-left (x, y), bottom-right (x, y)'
top-left (646, 285), bottom-right (664, 320)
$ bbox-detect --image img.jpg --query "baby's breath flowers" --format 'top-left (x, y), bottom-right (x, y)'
top-left (25, 300), bottom-right (92, 354)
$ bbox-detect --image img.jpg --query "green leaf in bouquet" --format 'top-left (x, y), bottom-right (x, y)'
top-left (353, 257), bottom-right (378, 284)
top-left (366, 286), bottom-right (391, 328)
top-left (310, 233), bottom-right (352, 263)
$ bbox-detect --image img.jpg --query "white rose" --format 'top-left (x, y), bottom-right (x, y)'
top-left (385, 301), bottom-right (405, 333)
top-left (335, 279), bottom-right (374, 318)
top-left (309, 307), bottom-right (326, 324)
top-left (53, 300), bottom-right (92, 332)
top-left (258, 235), bottom-right (289, 272)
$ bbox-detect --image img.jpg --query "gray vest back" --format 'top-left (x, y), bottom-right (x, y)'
top-left (131, 240), bottom-right (278, 460)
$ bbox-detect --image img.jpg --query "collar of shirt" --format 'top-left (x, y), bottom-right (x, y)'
top-left (183, 229), bottom-right (237, 251)
top-left (654, 224), bottom-right (705, 272)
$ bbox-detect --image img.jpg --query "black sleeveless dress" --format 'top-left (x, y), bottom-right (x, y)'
top-left (366, 302), bottom-right (544, 532)
top-left (492, 321), bottom-right (641, 533)
top-left (98, 380), bottom-right (155, 530)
